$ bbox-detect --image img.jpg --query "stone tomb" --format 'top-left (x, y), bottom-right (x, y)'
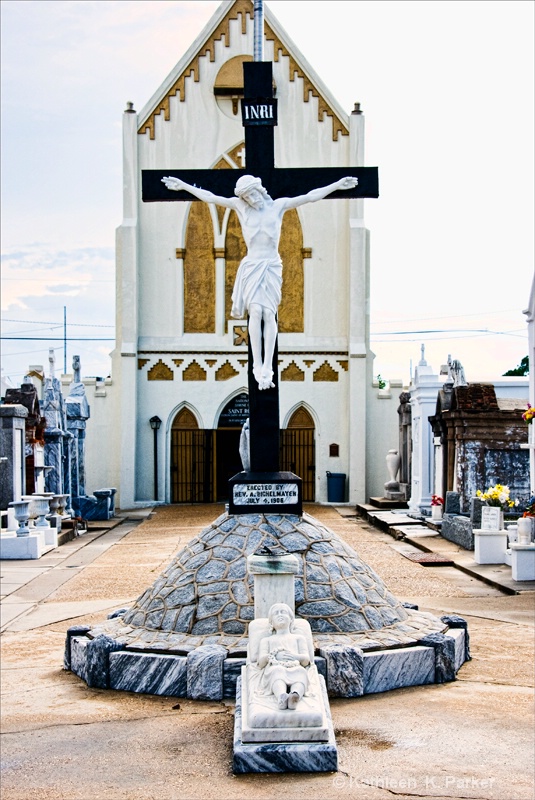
top-left (232, 554), bottom-right (337, 771)
top-left (238, 614), bottom-right (332, 732)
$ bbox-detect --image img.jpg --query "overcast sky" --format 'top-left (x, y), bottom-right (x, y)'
top-left (1, 0), bottom-right (533, 386)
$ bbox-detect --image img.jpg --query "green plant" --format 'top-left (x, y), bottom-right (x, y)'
top-left (376, 375), bottom-right (386, 390)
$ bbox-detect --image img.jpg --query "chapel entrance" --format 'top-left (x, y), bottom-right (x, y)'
top-left (170, 408), bottom-right (214, 503)
top-left (170, 399), bottom-right (315, 503)
top-left (280, 407), bottom-right (316, 501)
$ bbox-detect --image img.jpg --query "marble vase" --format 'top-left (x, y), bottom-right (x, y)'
top-left (31, 497), bottom-right (51, 529)
top-left (8, 500), bottom-right (31, 537)
top-left (385, 450), bottom-right (401, 484)
top-left (56, 494), bottom-right (69, 516)
top-left (517, 517), bottom-right (532, 546)
top-left (47, 494), bottom-right (61, 518)
top-left (506, 525), bottom-right (518, 545)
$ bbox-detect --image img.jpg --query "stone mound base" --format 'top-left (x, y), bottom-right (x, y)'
top-left (64, 511), bottom-right (470, 699)
top-left (84, 511), bottom-right (450, 653)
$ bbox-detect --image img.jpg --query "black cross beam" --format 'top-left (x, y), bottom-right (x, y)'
top-left (142, 61), bottom-right (378, 488)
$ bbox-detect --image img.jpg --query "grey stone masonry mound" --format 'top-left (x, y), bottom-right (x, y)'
top-left (89, 512), bottom-right (447, 654)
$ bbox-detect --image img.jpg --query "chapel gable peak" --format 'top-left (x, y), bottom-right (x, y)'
top-left (137, 0), bottom-right (349, 142)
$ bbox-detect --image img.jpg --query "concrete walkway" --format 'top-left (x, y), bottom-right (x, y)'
top-left (1, 510), bottom-right (151, 632)
top-left (357, 503), bottom-right (535, 595)
top-left (1, 504), bottom-right (533, 800)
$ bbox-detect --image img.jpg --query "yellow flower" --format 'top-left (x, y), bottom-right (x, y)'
top-left (476, 483), bottom-right (514, 509)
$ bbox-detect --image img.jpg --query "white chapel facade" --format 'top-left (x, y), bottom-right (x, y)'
top-left (90, 0), bottom-right (400, 508)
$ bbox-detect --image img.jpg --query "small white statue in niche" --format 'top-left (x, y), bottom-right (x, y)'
top-left (239, 418), bottom-right (250, 472)
top-left (258, 602), bottom-right (310, 709)
top-left (162, 173), bottom-right (357, 390)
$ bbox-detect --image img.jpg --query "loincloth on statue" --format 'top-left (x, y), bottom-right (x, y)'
top-left (231, 257), bottom-right (282, 319)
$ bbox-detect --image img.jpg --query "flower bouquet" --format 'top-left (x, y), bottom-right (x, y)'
top-left (523, 496), bottom-right (535, 518)
top-left (476, 484), bottom-right (516, 510)
top-left (522, 404), bottom-right (535, 424)
top-left (431, 495), bottom-right (444, 520)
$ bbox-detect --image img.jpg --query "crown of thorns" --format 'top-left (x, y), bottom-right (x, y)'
top-left (234, 175), bottom-right (264, 197)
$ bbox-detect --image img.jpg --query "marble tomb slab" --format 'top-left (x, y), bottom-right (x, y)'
top-left (447, 628), bottom-right (466, 673)
top-left (70, 636), bottom-right (89, 683)
top-left (233, 675), bottom-right (337, 774)
top-left (0, 532), bottom-right (47, 560)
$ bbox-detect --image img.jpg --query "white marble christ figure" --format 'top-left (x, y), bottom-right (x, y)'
top-left (162, 173), bottom-right (358, 390)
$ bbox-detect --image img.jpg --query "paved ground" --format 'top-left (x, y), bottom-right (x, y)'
top-left (1, 504), bottom-right (534, 800)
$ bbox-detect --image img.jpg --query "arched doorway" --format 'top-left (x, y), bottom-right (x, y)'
top-left (216, 393), bottom-right (249, 501)
top-left (281, 407), bottom-right (316, 501)
top-left (170, 400), bottom-right (315, 503)
top-left (170, 408), bottom-right (214, 503)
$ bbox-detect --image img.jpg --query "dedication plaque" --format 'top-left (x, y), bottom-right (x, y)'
top-left (233, 482), bottom-right (299, 506)
top-left (228, 472), bottom-right (302, 516)
top-left (481, 506), bottom-right (503, 531)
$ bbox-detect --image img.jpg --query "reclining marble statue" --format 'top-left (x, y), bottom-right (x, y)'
top-left (162, 174), bottom-right (358, 390)
top-left (258, 602), bottom-right (310, 710)
top-left (241, 602), bottom-right (330, 742)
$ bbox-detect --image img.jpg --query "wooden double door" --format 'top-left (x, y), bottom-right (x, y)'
top-left (170, 406), bottom-right (315, 503)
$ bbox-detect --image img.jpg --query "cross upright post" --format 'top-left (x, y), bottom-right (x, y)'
top-left (142, 56), bottom-right (379, 515)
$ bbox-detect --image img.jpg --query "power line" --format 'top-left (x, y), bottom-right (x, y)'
top-left (371, 331), bottom-right (527, 343)
top-left (1, 278), bottom-right (114, 283)
top-left (1, 337), bottom-right (114, 341)
top-left (0, 325), bottom-right (64, 335)
top-left (1, 345), bottom-right (63, 357)
top-left (371, 328), bottom-right (526, 338)
top-left (1, 318), bottom-right (114, 328)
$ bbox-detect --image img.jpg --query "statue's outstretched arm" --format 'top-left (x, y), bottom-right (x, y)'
top-left (281, 176), bottom-right (358, 209)
top-left (161, 176), bottom-right (236, 208)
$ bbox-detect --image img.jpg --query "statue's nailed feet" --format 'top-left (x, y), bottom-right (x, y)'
top-left (253, 363), bottom-right (275, 390)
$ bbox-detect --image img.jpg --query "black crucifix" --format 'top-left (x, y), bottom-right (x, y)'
top-left (142, 60), bottom-right (378, 514)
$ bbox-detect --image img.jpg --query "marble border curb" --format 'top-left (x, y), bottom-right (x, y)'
top-left (66, 623), bottom-right (469, 699)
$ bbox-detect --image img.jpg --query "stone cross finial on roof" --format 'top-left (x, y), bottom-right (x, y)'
top-left (419, 344), bottom-right (427, 366)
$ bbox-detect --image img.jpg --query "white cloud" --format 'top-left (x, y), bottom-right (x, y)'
top-left (1, 244), bottom-right (114, 309)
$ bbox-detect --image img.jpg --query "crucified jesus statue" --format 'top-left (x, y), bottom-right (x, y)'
top-left (162, 173), bottom-right (358, 390)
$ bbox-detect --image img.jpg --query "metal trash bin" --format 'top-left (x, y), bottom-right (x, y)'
top-left (326, 471), bottom-right (346, 502)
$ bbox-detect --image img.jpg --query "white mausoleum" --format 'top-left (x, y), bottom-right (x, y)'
top-left (83, 0), bottom-right (402, 508)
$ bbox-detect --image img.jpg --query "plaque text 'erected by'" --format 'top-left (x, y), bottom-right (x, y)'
top-left (233, 482), bottom-right (299, 506)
